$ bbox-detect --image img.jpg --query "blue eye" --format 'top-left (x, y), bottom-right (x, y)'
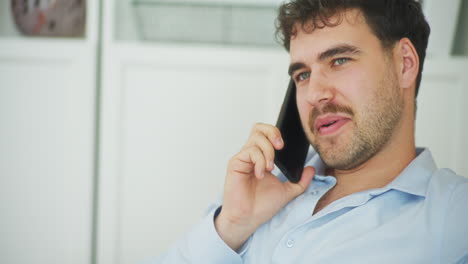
top-left (333, 58), bottom-right (350, 66)
top-left (296, 72), bottom-right (310, 82)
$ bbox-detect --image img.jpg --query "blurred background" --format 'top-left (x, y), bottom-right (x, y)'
top-left (0, 0), bottom-right (467, 263)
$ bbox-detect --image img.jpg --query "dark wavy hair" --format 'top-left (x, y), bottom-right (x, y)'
top-left (275, 0), bottom-right (430, 97)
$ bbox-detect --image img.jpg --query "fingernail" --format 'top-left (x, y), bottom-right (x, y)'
top-left (276, 138), bottom-right (283, 146)
top-left (269, 161), bottom-right (274, 170)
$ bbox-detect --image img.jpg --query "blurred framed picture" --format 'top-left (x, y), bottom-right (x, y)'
top-left (11, 0), bottom-right (86, 37)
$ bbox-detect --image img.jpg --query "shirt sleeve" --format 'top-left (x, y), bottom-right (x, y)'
top-left (149, 204), bottom-right (244, 264)
top-left (440, 178), bottom-right (468, 263)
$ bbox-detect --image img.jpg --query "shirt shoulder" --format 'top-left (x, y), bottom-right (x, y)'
top-left (427, 169), bottom-right (468, 263)
top-left (425, 168), bottom-right (468, 214)
top-left (427, 168), bottom-right (468, 197)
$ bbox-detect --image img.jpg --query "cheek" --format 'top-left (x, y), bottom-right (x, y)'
top-left (333, 67), bottom-right (371, 104)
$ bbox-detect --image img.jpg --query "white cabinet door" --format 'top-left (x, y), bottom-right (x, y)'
top-left (0, 40), bottom-right (96, 264)
top-left (0, 0), bottom-right (99, 262)
top-left (97, 44), bottom-right (289, 264)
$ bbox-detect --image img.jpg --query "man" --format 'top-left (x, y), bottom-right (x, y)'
top-left (153, 0), bottom-right (468, 263)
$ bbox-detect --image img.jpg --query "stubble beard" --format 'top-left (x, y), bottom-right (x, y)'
top-left (309, 69), bottom-right (404, 170)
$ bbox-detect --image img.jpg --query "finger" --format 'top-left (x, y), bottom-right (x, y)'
top-left (249, 147), bottom-right (267, 179)
top-left (248, 123), bottom-right (284, 150)
top-left (229, 157), bottom-right (253, 175)
top-left (237, 146), bottom-right (266, 179)
top-left (284, 166), bottom-right (316, 199)
top-left (252, 135), bottom-right (276, 171)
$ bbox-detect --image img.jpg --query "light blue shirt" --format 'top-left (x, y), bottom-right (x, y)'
top-left (152, 148), bottom-right (468, 263)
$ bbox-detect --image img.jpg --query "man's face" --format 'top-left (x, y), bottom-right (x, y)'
top-left (289, 10), bottom-right (404, 170)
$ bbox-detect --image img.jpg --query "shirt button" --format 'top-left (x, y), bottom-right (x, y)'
top-left (310, 189), bottom-right (319, 195)
top-left (286, 239), bottom-right (294, 248)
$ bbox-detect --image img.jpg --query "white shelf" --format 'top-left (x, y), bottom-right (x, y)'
top-left (113, 0), bottom-right (282, 47)
top-left (132, 0), bottom-right (285, 7)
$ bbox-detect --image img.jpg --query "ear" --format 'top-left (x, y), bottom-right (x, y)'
top-left (395, 38), bottom-right (419, 93)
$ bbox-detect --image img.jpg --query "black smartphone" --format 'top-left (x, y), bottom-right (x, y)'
top-left (274, 79), bottom-right (310, 183)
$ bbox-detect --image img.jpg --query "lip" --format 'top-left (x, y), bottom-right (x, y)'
top-left (314, 114), bottom-right (351, 136)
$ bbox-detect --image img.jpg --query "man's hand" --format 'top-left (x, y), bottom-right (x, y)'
top-left (214, 123), bottom-right (315, 251)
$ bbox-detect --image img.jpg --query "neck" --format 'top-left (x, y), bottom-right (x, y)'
top-left (326, 117), bottom-right (416, 197)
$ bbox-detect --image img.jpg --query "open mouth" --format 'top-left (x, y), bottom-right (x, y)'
top-left (322, 120), bottom-right (338, 128)
top-left (315, 116), bottom-right (351, 135)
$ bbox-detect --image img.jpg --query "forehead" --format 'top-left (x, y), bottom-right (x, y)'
top-left (289, 9), bottom-right (382, 61)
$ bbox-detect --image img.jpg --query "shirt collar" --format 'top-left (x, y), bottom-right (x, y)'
top-left (385, 147), bottom-right (437, 197)
top-left (304, 147), bottom-right (437, 197)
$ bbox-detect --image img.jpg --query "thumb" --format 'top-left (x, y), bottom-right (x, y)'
top-left (284, 166), bottom-right (316, 199)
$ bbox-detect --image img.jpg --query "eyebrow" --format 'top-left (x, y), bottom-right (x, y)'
top-left (288, 44), bottom-right (362, 76)
top-left (288, 62), bottom-right (307, 77)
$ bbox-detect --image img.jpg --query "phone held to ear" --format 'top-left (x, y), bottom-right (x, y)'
top-left (274, 79), bottom-right (310, 183)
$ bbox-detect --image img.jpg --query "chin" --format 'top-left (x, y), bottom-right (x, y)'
top-left (322, 155), bottom-right (362, 171)
top-left (320, 150), bottom-right (353, 170)
top-left (313, 134), bottom-right (362, 170)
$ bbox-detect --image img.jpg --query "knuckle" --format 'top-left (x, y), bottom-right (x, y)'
top-left (273, 126), bottom-right (282, 138)
top-left (251, 147), bottom-right (263, 160)
top-left (248, 138), bottom-right (257, 147)
top-left (250, 131), bottom-right (260, 138)
top-left (253, 147), bottom-right (263, 158)
top-left (242, 138), bottom-right (253, 150)
top-left (243, 146), bottom-right (257, 160)
top-left (228, 156), bottom-right (238, 167)
top-left (229, 161), bottom-right (243, 171)
top-left (251, 122), bottom-right (263, 133)
top-left (268, 126), bottom-right (280, 139)
top-left (246, 145), bottom-right (257, 153)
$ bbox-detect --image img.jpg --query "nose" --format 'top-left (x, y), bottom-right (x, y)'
top-left (304, 73), bottom-right (334, 107)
